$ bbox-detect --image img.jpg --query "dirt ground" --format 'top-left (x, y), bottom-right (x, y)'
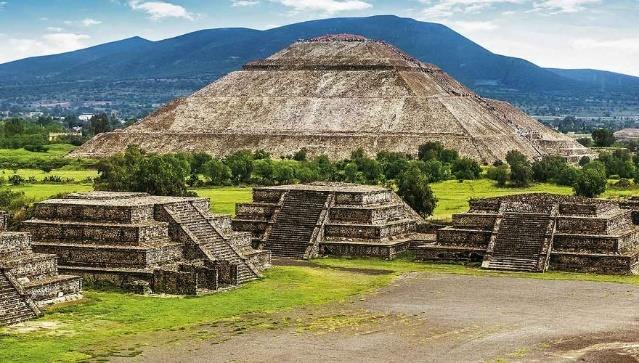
top-left (112, 272), bottom-right (639, 363)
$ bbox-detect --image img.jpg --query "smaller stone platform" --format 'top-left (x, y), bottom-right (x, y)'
top-left (0, 212), bottom-right (82, 327)
top-left (412, 194), bottom-right (639, 274)
top-left (23, 192), bottom-right (270, 295)
top-left (232, 183), bottom-right (424, 259)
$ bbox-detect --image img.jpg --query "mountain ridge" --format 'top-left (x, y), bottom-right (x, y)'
top-left (0, 15), bottom-right (636, 116)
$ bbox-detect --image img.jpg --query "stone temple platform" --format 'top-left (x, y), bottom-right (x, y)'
top-left (412, 193), bottom-right (639, 274)
top-left (0, 212), bottom-right (82, 327)
top-left (22, 192), bottom-right (270, 295)
top-left (232, 183), bottom-right (425, 259)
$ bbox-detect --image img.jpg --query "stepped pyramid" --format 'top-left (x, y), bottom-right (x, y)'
top-left (0, 212), bottom-right (82, 327)
top-left (22, 192), bottom-right (270, 294)
top-left (71, 34), bottom-right (593, 163)
top-left (232, 183), bottom-right (426, 259)
top-left (412, 194), bottom-right (639, 274)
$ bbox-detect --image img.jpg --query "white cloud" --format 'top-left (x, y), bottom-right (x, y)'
top-left (0, 33), bottom-right (90, 63)
top-left (128, 1), bottom-right (194, 20)
top-left (419, 0), bottom-right (524, 19)
top-left (450, 20), bottom-right (499, 32)
top-left (533, 0), bottom-right (600, 13)
top-left (81, 18), bottom-right (102, 26)
top-left (46, 27), bottom-right (64, 32)
top-left (573, 38), bottom-right (639, 52)
top-left (232, 0), bottom-right (260, 6)
top-left (274, 0), bottom-right (372, 14)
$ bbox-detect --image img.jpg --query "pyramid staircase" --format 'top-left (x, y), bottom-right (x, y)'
top-left (162, 202), bottom-right (261, 284)
top-left (0, 268), bottom-right (40, 326)
top-left (265, 190), bottom-right (332, 259)
top-left (482, 204), bottom-right (557, 272)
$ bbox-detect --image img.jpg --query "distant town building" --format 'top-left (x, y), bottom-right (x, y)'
top-left (49, 132), bottom-right (83, 141)
top-left (78, 113), bottom-right (94, 122)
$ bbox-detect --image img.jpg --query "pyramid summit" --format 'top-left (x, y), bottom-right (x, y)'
top-left (71, 34), bottom-right (593, 162)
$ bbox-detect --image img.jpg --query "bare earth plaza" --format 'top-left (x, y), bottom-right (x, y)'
top-left (1, 24), bottom-right (639, 363)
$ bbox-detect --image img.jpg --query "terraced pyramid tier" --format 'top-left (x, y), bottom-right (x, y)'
top-left (232, 183), bottom-right (426, 259)
top-left (23, 192), bottom-right (270, 294)
top-left (70, 34), bottom-right (593, 163)
top-left (412, 193), bottom-right (639, 274)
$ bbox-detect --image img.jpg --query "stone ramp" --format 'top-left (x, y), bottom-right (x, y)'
top-left (0, 269), bottom-right (39, 327)
top-left (162, 202), bottom-right (260, 284)
top-left (266, 190), bottom-right (331, 259)
top-left (483, 211), bottom-right (556, 272)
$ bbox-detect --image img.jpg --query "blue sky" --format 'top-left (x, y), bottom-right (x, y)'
top-left (0, 0), bottom-right (638, 76)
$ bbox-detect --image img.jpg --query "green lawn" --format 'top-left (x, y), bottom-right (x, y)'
top-left (193, 187), bottom-right (253, 215)
top-left (0, 265), bottom-right (393, 362)
top-left (430, 179), bottom-right (639, 220)
top-left (0, 144), bottom-right (76, 162)
top-left (0, 168), bottom-right (98, 183)
top-left (11, 184), bottom-right (93, 201)
top-left (4, 257), bottom-right (639, 362)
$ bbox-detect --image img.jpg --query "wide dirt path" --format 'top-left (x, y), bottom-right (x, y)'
top-left (120, 273), bottom-right (639, 362)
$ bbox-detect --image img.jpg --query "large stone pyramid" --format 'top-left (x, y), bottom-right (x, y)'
top-left (71, 34), bottom-right (593, 163)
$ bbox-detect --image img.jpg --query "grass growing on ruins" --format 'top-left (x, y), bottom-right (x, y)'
top-left (0, 265), bottom-right (393, 362)
top-left (194, 187), bottom-right (252, 215)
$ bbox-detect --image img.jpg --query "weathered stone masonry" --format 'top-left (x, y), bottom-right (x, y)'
top-left (23, 192), bottom-right (270, 295)
top-left (232, 183), bottom-right (427, 259)
top-left (0, 212), bottom-right (82, 327)
top-left (412, 194), bottom-right (639, 274)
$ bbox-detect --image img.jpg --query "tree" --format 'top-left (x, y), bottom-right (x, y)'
top-left (579, 156), bottom-right (591, 167)
top-left (506, 150), bottom-right (532, 187)
top-left (574, 167), bottom-right (607, 197)
top-left (487, 165), bottom-right (509, 187)
top-left (272, 163), bottom-right (295, 184)
top-left (253, 159), bottom-right (274, 183)
top-left (591, 128), bottom-right (615, 147)
top-left (418, 142), bottom-right (444, 161)
top-left (203, 158), bottom-right (231, 185)
top-left (577, 138), bottom-right (593, 147)
top-left (532, 156), bottom-right (568, 182)
top-left (95, 145), bottom-right (193, 196)
top-left (89, 113), bottom-right (111, 136)
top-left (224, 150), bottom-right (254, 184)
top-left (451, 157), bottom-right (481, 181)
top-left (397, 166), bottom-right (437, 217)
top-left (293, 148), bottom-right (308, 162)
top-left (419, 159), bottom-right (451, 183)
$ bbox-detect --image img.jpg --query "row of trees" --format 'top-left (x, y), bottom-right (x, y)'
top-left (486, 152), bottom-right (607, 197)
top-left (95, 143), bottom-right (484, 216)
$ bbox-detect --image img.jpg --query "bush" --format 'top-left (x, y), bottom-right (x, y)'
top-left (574, 167), bottom-right (607, 197)
top-left (225, 150), bottom-right (254, 184)
top-left (506, 150), bottom-right (533, 187)
top-left (95, 145), bottom-right (193, 196)
top-left (0, 189), bottom-right (33, 228)
top-left (8, 174), bottom-right (25, 185)
top-left (577, 138), bottom-right (593, 147)
top-left (203, 158), bottom-right (231, 185)
top-left (591, 128), bottom-right (615, 147)
top-left (293, 148), bottom-right (308, 162)
top-left (612, 178), bottom-right (633, 189)
top-left (397, 166), bottom-right (437, 217)
top-left (579, 156), bottom-right (591, 167)
top-left (487, 165), bottom-right (509, 187)
top-left (24, 144), bottom-right (49, 153)
top-left (418, 142), bottom-right (444, 161)
top-left (451, 157), bottom-right (481, 181)
top-left (532, 156), bottom-right (568, 183)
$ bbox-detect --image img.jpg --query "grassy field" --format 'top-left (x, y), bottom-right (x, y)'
top-left (0, 144), bottom-right (76, 162)
top-left (0, 168), bottom-right (98, 183)
top-left (10, 184), bottom-right (93, 201)
top-left (192, 187), bottom-right (253, 215)
top-left (0, 264), bottom-right (393, 362)
top-left (9, 179), bottom-right (636, 219)
top-left (4, 258), bottom-right (639, 362)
